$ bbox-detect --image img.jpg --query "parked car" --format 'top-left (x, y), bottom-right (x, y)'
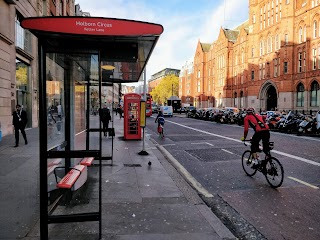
top-left (152, 104), bottom-right (158, 113)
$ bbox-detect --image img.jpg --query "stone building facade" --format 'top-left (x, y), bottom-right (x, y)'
top-left (179, 0), bottom-right (320, 113)
top-left (0, 0), bottom-right (75, 137)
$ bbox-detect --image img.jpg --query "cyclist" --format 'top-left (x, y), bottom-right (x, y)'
top-left (241, 108), bottom-right (270, 168)
top-left (155, 111), bottom-right (165, 135)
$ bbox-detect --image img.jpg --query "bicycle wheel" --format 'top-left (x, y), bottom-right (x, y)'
top-left (264, 157), bottom-right (284, 188)
top-left (241, 150), bottom-right (257, 176)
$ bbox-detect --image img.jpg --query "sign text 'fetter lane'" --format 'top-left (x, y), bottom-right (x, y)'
top-left (76, 21), bottom-right (112, 33)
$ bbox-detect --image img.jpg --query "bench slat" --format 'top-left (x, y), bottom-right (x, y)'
top-left (57, 165), bottom-right (86, 189)
top-left (80, 157), bottom-right (95, 166)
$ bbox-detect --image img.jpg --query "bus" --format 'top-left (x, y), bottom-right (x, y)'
top-left (141, 93), bottom-right (152, 117)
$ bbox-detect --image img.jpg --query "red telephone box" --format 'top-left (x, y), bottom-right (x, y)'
top-left (123, 93), bottom-right (142, 140)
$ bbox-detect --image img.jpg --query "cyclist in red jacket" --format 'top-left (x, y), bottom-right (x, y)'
top-left (241, 108), bottom-right (270, 168)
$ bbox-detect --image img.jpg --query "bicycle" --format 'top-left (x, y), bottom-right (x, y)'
top-left (157, 124), bottom-right (164, 139)
top-left (241, 139), bottom-right (284, 188)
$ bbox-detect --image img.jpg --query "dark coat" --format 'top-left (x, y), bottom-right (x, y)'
top-left (12, 109), bottom-right (28, 128)
top-left (99, 107), bottom-right (111, 122)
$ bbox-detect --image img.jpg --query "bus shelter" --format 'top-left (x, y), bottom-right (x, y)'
top-left (21, 16), bottom-right (163, 240)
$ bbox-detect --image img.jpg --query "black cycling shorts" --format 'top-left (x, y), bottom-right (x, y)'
top-left (251, 130), bottom-right (270, 154)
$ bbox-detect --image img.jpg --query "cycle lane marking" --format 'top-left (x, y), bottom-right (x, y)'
top-left (165, 120), bottom-right (320, 167)
top-left (221, 149), bottom-right (234, 154)
top-left (287, 176), bottom-right (319, 189)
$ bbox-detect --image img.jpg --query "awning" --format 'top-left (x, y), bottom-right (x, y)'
top-left (21, 17), bottom-right (164, 83)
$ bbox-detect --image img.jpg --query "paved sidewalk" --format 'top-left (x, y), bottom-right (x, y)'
top-left (0, 116), bottom-right (236, 240)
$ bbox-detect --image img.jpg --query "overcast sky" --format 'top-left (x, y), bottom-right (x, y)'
top-left (75, 0), bottom-right (249, 84)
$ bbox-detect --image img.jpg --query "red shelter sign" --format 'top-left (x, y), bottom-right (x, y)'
top-left (21, 17), bottom-right (163, 36)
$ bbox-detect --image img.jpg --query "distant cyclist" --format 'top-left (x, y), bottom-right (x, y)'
top-left (155, 111), bottom-right (165, 134)
top-left (241, 108), bottom-right (270, 168)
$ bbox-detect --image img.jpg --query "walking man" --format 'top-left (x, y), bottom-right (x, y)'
top-left (12, 104), bottom-right (28, 147)
top-left (99, 105), bottom-right (111, 137)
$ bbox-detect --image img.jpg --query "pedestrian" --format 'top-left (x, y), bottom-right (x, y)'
top-left (12, 104), bottom-right (28, 147)
top-left (99, 105), bottom-right (111, 137)
top-left (119, 105), bottom-right (123, 119)
top-left (56, 103), bottom-right (62, 134)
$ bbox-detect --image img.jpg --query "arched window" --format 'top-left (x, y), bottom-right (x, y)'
top-left (297, 83), bottom-right (304, 107)
top-left (299, 27), bottom-right (303, 43)
top-left (240, 91), bottom-right (244, 108)
top-left (314, 21), bottom-right (318, 38)
top-left (275, 34), bottom-right (279, 50)
top-left (310, 81), bottom-right (319, 107)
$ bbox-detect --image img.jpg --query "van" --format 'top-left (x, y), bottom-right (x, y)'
top-left (160, 106), bottom-right (173, 117)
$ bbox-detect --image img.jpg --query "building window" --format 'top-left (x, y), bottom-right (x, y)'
top-left (197, 80), bottom-right (200, 92)
top-left (251, 48), bottom-right (254, 57)
top-left (275, 34), bottom-right (279, 50)
top-left (259, 63), bottom-right (262, 80)
top-left (274, 58), bottom-right (278, 77)
top-left (318, 46), bottom-right (320, 69)
top-left (310, 81), bottom-right (319, 107)
top-left (297, 83), bottom-right (304, 107)
top-left (197, 70), bottom-right (200, 78)
top-left (298, 52), bottom-right (302, 73)
top-left (260, 41), bottom-right (263, 56)
top-left (285, 34), bottom-right (288, 45)
top-left (234, 92), bottom-right (237, 107)
top-left (15, 12), bottom-right (32, 53)
top-left (314, 21), bottom-right (318, 38)
top-left (16, 59), bottom-right (31, 128)
top-left (313, 48), bottom-right (317, 70)
top-left (251, 70), bottom-right (255, 81)
top-left (303, 52), bottom-right (306, 72)
top-left (284, 61), bottom-right (288, 74)
top-left (59, 0), bottom-right (63, 15)
top-left (299, 27), bottom-right (303, 43)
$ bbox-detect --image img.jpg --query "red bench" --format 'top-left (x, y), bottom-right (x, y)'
top-left (57, 165), bottom-right (86, 189)
top-left (80, 157), bottom-right (95, 166)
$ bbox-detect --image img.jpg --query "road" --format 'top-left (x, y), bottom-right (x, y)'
top-left (146, 114), bottom-right (320, 240)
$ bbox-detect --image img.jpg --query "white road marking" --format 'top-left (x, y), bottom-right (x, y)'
top-left (164, 120), bottom-right (320, 167)
top-left (191, 142), bottom-right (215, 146)
top-left (221, 149), bottom-right (234, 154)
top-left (161, 144), bottom-right (176, 147)
top-left (205, 142), bottom-right (215, 146)
top-left (288, 176), bottom-right (319, 189)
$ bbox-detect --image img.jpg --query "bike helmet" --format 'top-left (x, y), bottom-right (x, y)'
top-left (246, 107), bottom-right (255, 114)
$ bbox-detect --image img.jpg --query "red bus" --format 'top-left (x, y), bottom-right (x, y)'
top-left (141, 93), bottom-right (152, 117)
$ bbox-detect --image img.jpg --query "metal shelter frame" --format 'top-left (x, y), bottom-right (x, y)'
top-left (21, 16), bottom-right (163, 240)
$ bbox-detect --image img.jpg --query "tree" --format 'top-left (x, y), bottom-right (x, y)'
top-left (150, 74), bottom-right (179, 104)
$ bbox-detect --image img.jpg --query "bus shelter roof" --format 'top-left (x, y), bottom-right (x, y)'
top-left (21, 17), bottom-right (164, 83)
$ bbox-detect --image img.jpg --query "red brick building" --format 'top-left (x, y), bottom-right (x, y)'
top-left (180, 0), bottom-right (320, 113)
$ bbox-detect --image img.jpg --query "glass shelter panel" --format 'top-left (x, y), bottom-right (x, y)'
top-left (46, 53), bottom-right (103, 151)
